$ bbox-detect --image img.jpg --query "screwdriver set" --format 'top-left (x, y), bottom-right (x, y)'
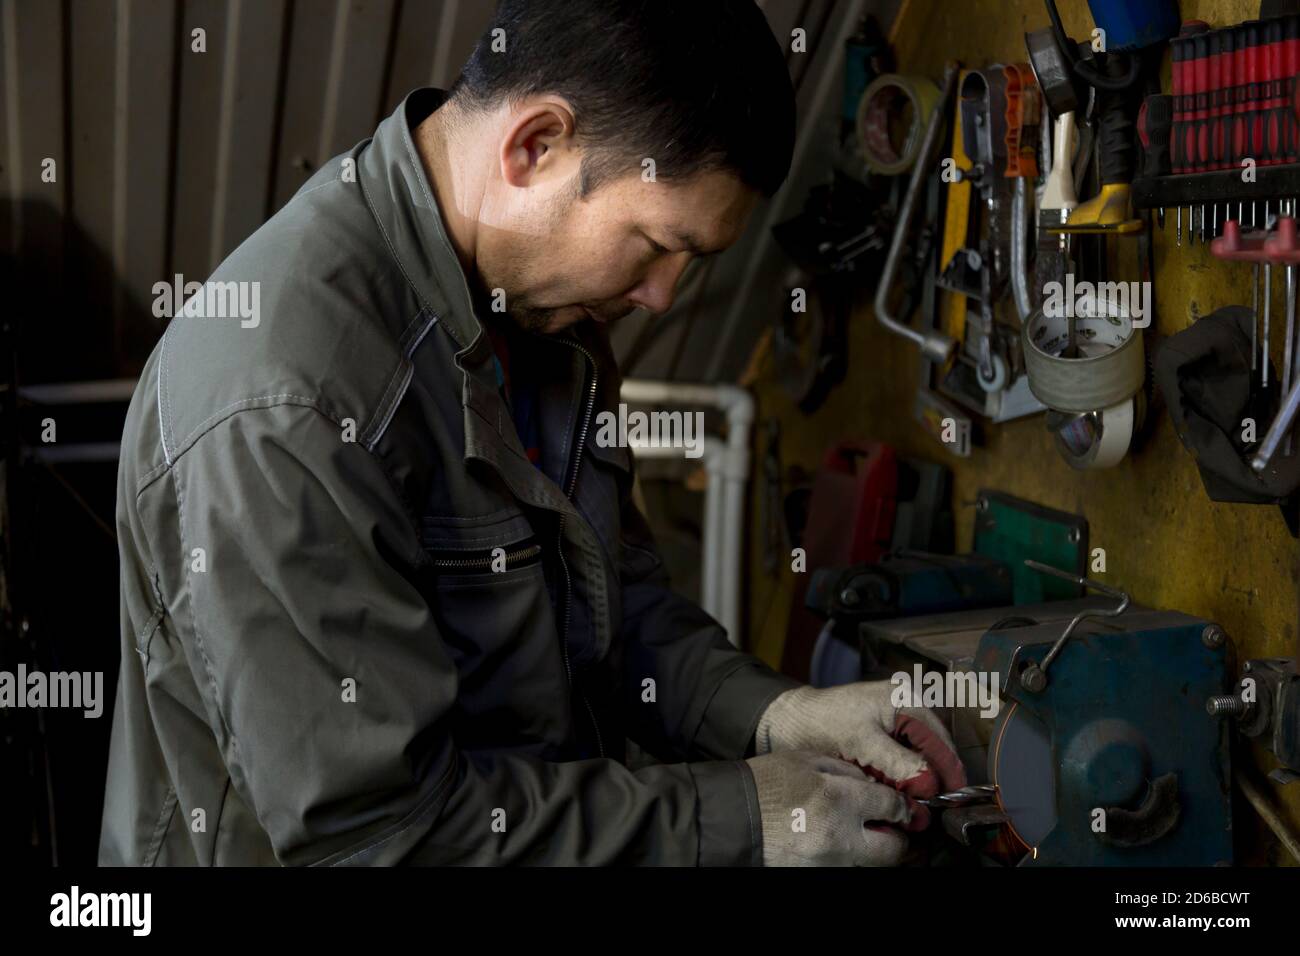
top-left (1172, 17), bottom-right (1300, 173)
top-left (1134, 13), bottom-right (1300, 245)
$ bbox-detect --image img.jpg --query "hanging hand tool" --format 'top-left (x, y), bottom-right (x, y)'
top-left (1039, 113), bottom-right (1079, 234)
top-left (1175, 20), bottom-right (1211, 241)
top-left (1134, 13), bottom-right (1300, 239)
top-left (1006, 62), bottom-right (1043, 322)
top-left (1037, 0), bottom-right (1179, 236)
top-left (1026, 27), bottom-right (1080, 301)
top-left (1045, 51), bottom-right (1144, 236)
top-left (1255, 373), bottom-right (1300, 470)
top-left (929, 63), bottom-right (1045, 424)
top-left (1211, 219), bottom-right (1272, 388)
top-left (936, 67), bottom-right (1016, 388)
top-left (1138, 95), bottom-right (1173, 236)
top-left (1026, 27), bottom-right (1080, 237)
top-left (874, 63), bottom-right (959, 363)
top-left (1002, 63), bottom-right (1041, 179)
top-left (1253, 209), bottom-right (1300, 465)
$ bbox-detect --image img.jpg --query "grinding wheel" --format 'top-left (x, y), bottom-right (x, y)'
top-left (989, 700), bottom-right (1057, 851)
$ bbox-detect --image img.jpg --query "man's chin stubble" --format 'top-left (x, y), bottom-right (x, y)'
top-left (506, 304), bottom-right (594, 335)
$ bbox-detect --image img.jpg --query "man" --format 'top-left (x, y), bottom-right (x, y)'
top-left (101, 0), bottom-right (964, 867)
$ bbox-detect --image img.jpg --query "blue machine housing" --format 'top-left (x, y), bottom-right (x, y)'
top-left (975, 610), bottom-right (1234, 866)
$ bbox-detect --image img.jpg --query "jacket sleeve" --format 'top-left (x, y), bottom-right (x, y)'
top-left (167, 402), bottom-right (760, 865)
top-left (616, 460), bottom-right (801, 766)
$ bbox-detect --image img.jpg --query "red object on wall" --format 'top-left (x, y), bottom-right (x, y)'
top-left (780, 441), bottom-right (899, 681)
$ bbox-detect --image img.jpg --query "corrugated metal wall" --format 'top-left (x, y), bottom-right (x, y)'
top-left (0, 0), bottom-right (496, 381)
top-left (2, 0), bottom-right (900, 386)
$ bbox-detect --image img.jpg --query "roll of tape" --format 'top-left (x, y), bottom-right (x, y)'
top-left (1021, 290), bottom-right (1145, 413)
top-left (1052, 399), bottom-right (1136, 470)
top-left (857, 74), bottom-right (942, 175)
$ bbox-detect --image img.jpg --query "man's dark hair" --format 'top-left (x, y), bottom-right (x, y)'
top-left (448, 0), bottom-right (796, 199)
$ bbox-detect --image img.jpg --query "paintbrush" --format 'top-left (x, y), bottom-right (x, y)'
top-left (1037, 111), bottom-right (1079, 355)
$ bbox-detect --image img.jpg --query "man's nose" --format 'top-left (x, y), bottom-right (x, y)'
top-left (627, 252), bottom-right (693, 315)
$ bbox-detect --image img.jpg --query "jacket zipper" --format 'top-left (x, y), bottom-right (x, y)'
top-left (552, 336), bottom-right (604, 758)
top-left (428, 542), bottom-right (542, 572)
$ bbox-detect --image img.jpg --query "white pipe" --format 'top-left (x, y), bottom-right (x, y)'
top-left (703, 442), bottom-right (725, 620)
top-left (719, 469), bottom-right (746, 644)
top-left (620, 380), bottom-right (754, 646)
top-left (629, 437), bottom-right (726, 625)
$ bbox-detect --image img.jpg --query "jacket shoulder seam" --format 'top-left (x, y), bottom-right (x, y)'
top-left (177, 393), bottom-right (337, 460)
top-left (136, 394), bottom-right (327, 500)
top-left (143, 398), bottom-right (426, 562)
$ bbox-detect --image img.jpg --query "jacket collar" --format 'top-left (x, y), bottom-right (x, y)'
top-left (358, 87), bottom-right (624, 374)
top-left (357, 87), bottom-right (482, 351)
top-left (358, 88), bottom-right (629, 496)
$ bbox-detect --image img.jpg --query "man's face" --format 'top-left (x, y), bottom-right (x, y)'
top-left (477, 164), bottom-right (758, 334)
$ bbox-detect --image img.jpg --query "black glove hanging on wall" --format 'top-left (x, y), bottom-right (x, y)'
top-left (1155, 305), bottom-right (1300, 503)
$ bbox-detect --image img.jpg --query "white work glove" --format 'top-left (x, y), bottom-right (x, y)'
top-left (754, 681), bottom-right (967, 828)
top-left (745, 750), bottom-right (912, 866)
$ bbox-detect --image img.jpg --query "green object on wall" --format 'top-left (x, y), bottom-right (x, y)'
top-left (971, 490), bottom-right (1088, 603)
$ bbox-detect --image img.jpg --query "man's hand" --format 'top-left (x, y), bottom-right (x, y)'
top-left (753, 682), bottom-right (967, 818)
top-left (746, 750), bottom-right (916, 866)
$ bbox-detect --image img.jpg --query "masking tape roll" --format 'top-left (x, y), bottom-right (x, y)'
top-left (857, 74), bottom-right (942, 176)
top-left (1052, 399), bottom-right (1136, 470)
top-left (1021, 291), bottom-right (1144, 413)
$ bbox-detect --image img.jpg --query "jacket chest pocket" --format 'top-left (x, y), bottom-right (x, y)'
top-left (418, 509), bottom-right (569, 749)
top-left (423, 536), bottom-right (543, 574)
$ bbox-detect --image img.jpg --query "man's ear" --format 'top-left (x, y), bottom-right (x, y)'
top-left (499, 98), bottom-right (578, 189)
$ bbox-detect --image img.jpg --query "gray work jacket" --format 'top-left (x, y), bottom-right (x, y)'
top-left (100, 88), bottom-right (798, 866)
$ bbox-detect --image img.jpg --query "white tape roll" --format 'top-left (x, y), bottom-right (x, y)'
top-left (1051, 398), bottom-right (1137, 470)
top-left (1022, 289), bottom-right (1145, 413)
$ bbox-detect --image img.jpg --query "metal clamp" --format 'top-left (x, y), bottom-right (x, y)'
top-left (1018, 559), bottom-right (1130, 692)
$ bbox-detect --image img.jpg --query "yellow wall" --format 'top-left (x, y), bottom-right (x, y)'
top-left (744, 0), bottom-right (1299, 862)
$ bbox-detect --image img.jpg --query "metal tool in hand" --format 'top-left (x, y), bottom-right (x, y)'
top-left (1017, 560), bottom-right (1130, 692)
top-left (916, 784), bottom-right (997, 808)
